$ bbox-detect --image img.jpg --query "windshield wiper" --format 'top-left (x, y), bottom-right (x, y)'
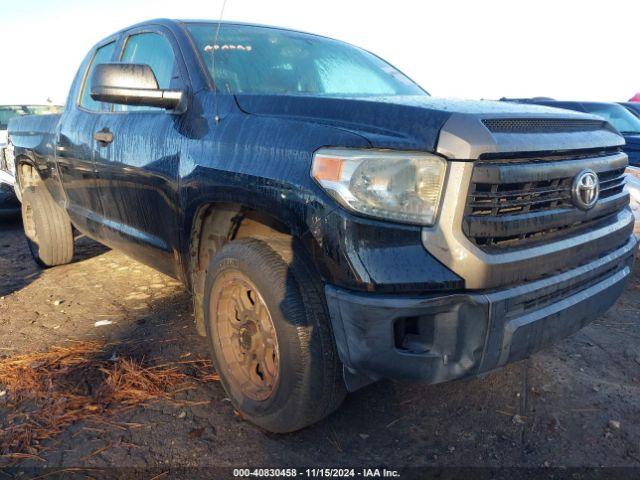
top-left (619, 131), bottom-right (640, 135)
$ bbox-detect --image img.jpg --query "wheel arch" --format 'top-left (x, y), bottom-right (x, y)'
top-left (187, 201), bottom-right (305, 336)
top-left (15, 154), bottom-right (41, 192)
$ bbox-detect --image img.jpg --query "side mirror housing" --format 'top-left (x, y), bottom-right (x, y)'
top-left (90, 63), bottom-right (186, 112)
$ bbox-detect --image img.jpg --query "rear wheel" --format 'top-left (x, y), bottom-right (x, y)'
top-left (21, 186), bottom-right (74, 267)
top-left (204, 237), bottom-right (346, 433)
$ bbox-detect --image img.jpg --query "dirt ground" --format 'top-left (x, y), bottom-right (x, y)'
top-left (1, 215), bottom-right (640, 475)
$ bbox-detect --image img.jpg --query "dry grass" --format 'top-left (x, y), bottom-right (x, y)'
top-left (0, 341), bottom-right (219, 463)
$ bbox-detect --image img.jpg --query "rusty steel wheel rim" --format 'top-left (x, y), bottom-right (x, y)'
top-left (210, 271), bottom-right (280, 402)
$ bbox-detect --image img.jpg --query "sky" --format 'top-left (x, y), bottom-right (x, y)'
top-left (1, 0), bottom-right (638, 105)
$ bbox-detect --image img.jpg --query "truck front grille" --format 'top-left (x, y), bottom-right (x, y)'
top-left (463, 149), bottom-right (629, 251)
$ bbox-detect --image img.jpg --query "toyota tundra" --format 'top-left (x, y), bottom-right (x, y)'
top-left (6, 19), bottom-right (637, 432)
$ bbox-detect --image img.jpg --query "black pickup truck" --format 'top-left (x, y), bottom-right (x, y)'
top-left (6, 19), bottom-right (637, 433)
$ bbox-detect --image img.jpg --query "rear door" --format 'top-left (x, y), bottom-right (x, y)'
top-left (91, 27), bottom-right (187, 277)
top-left (57, 40), bottom-right (117, 236)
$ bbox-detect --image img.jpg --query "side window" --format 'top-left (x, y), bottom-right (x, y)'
top-left (117, 32), bottom-right (177, 112)
top-left (79, 42), bottom-right (116, 111)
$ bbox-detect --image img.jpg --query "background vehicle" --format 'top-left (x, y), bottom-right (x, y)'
top-left (502, 100), bottom-right (640, 167)
top-left (0, 105), bottom-right (62, 215)
top-left (0, 183), bottom-right (20, 218)
top-left (626, 168), bottom-right (640, 237)
top-left (7, 19), bottom-right (637, 433)
top-left (621, 102), bottom-right (640, 119)
top-left (620, 103), bottom-right (640, 233)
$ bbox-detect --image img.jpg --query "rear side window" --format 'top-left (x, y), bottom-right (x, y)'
top-left (117, 32), bottom-right (177, 112)
top-left (79, 42), bottom-right (116, 111)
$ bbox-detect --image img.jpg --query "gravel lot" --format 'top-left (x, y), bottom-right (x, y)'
top-left (1, 216), bottom-right (639, 475)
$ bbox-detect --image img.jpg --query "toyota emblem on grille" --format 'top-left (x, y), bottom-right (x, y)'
top-left (571, 169), bottom-right (599, 210)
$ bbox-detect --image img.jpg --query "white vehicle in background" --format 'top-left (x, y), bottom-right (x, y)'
top-left (626, 167), bottom-right (640, 237)
top-left (0, 105), bottom-right (62, 216)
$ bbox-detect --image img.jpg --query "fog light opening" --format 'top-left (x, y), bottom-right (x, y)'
top-left (394, 316), bottom-right (434, 354)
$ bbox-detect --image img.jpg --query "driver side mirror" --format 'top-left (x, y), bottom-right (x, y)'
top-left (90, 63), bottom-right (186, 112)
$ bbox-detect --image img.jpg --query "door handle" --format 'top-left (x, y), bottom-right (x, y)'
top-left (94, 129), bottom-right (114, 146)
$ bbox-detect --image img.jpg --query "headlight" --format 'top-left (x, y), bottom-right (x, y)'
top-left (312, 148), bottom-right (447, 225)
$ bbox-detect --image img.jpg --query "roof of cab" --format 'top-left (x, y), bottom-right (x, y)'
top-left (107, 18), bottom-right (323, 37)
top-left (95, 18), bottom-right (334, 47)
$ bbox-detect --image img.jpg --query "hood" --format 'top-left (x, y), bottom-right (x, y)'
top-left (235, 94), bottom-right (619, 153)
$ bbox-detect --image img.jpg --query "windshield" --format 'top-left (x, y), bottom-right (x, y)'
top-left (186, 23), bottom-right (425, 97)
top-left (0, 105), bottom-right (62, 130)
top-left (581, 102), bottom-right (640, 135)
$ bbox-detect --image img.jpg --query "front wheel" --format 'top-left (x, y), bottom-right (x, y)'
top-left (204, 237), bottom-right (346, 433)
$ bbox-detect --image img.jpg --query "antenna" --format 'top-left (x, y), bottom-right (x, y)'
top-left (213, 0), bottom-right (228, 124)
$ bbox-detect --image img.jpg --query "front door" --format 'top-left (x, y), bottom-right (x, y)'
top-left (91, 29), bottom-right (186, 277)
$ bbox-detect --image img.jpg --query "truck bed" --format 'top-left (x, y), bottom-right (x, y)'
top-left (4, 113), bottom-right (61, 188)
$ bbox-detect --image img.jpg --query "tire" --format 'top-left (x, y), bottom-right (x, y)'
top-left (204, 237), bottom-right (346, 433)
top-left (21, 186), bottom-right (74, 267)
